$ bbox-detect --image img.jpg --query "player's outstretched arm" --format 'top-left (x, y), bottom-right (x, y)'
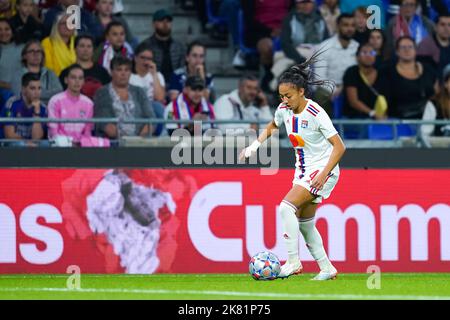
top-left (239, 120), bottom-right (278, 161)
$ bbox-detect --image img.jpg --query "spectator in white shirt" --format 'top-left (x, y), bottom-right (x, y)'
top-left (129, 43), bottom-right (166, 136)
top-left (314, 13), bottom-right (358, 116)
top-left (214, 74), bottom-right (273, 134)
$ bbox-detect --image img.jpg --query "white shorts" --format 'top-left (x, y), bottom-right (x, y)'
top-left (292, 168), bottom-right (339, 204)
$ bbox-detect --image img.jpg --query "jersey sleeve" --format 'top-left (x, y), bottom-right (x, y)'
top-left (317, 109), bottom-right (338, 139)
top-left (273, 104), bottom-right (285, 127)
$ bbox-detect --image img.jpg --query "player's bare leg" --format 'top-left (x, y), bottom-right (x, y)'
top-left (277, 185), bottom-right (314, 279)
top-left (298, 202), bottom-right (337, 280)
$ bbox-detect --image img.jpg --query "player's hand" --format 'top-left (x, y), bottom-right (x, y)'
top-left (239, 140), bottom-right (261, 162)
top-left (310, 171), bottom-right (327, 190)
top-left (239, 148), bottom-right (249, 162)
top-left (239, 147), bottom-right (255, 162)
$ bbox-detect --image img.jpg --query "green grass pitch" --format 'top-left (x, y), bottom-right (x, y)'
top-left (0, 273), bottom-right (450, 300)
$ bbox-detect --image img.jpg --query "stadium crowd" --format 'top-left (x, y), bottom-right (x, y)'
top-left (0, 0), bottom-right (449, 146)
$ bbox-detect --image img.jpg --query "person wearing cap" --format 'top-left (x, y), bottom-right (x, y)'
top-left (140, 9), bottom-right (186, 84)
top-left (164, 75), bottom-right (215, 135)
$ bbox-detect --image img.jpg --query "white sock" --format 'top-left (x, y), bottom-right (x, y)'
top-left (279, 200), bottom-right (300, 266)
top-left (299, 217), bottom-right (334, 272)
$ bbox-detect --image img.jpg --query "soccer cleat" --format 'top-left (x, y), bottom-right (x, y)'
top-left (311, 268), bottom-right (338, 281)
top-left (277, 262), bottom-right (303, 279)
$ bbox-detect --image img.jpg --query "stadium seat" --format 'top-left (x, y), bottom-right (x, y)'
top-left (367, 123), bottom-right (417, 140)
top-left (397, 123), bottom-right (417, 137)
top-left (332, 94), bottom-right (344, 119)
top-left (368, 124), bottom-right (393, 140)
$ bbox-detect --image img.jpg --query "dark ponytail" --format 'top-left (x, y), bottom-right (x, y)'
top-left (278, 50), bottom-right (335, 95)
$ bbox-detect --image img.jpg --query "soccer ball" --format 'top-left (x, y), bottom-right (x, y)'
top-left (249, 251), bottom-right (281, 280)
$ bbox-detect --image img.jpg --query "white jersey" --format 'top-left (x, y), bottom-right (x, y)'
top-left (274, 99), bottom-right (339, 179)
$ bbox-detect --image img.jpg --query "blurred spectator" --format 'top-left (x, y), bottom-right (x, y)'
top-left (380, 36), bottom-right (438, 119)
top-left (11, 39), bottom-right (63, 105)
top-left (59, 34), bottom-right (110, 99)
top-left (42, 13), bottom-right (77, 76)
top-left (339, 0), bottom-right (386, 28)
top-left (33, 0), bottom-right (57, 23)
top-left (314, 13), bottom-right (358, 116)
top-left (241, 0), bottom-right (291, 92)
top-left (130, 43), bottom-right (165, 103)
top-left (141, 9), bottom-right (186, 84)
top-left (164, 75), bottom-right (216, 135)
top-left (353, 6), bottom-right (370, 44)
top-left (281, 0), bottom-right (328, 63)
top-left (2, 72), bottom-right (46, 146)
top-left (192, 0), bottom-right (208, 33)
top-left (271, 0), bottom-right (329, 91)
top-left (218, 0), bottom-right (241, 64)
top-left (385, 0), bottom-right (435, 57)
top-left (43, 0), bottom-right (101, 39)
top-left (82, 0), bottom-right (96, 12)
top-left (47, 64), bottom-right (96, 145)
top-left (9, 0), bottom-right (44, 44)
top-left (319, 0), bottom-right (341, 36)
top-left (419, 0), bottom-right (449, 21)
top-left (0, 0), bottom-right (16, 19)
top-left (94, 56), bottom-right (155, 139)
top-left (168, 40), bottom-right (214, 102)
top-left (94, 20), bottom-right (133, 74)
top-left (93, 0), bottom-right (135, 47)
top-left (417, 14), bottom-right (450, 81)
top-left (0, 87), bottom-right (13, 112)
top-left (368, 29), bottom-right (389, 69)
top-left (214, 74), bottom-right (272, 132)
top-left (129, 43), bottom-right (166, 136)
top-left (429, 67), bottom-right (450, 135)
top-left (343, 43), bottom-right (386, 120)
top-left (112, 0), bottom-right (123, 16)
top-left (34, 0), bottom-right (57, 10)
top-left (0, 18), bottom-right (24, 90)
top-left (388, 1), bottom-right (449, 23)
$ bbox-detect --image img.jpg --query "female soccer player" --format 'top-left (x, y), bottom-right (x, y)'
top-left (240, 55), bottom-right (346, 280)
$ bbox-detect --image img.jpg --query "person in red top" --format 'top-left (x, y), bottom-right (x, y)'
top-left (242, 0), bottom-right (291, 92)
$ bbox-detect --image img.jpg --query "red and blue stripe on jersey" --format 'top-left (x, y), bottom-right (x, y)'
top-left (297, 148), bottom-right (306, 179)
top-left (306, 103), bottom-right (320, 117)
top-left (292, 116), bottom-right (299, 133)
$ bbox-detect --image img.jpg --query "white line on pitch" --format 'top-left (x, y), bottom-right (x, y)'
top-left (0, 287), bottom-right (449, 300)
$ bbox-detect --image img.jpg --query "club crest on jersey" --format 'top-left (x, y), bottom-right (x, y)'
top-left (301, 120), bottom-right (308, 128)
